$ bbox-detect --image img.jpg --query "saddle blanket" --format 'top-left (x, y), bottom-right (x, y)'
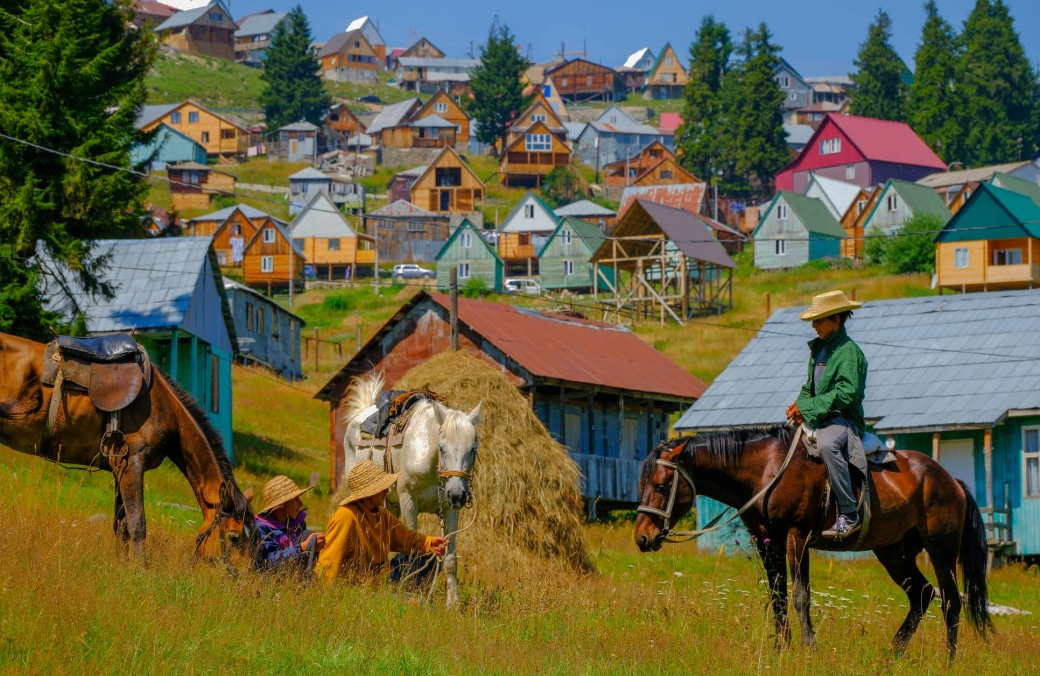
top-left (358, 389), bottom-right (446, 439)
top-left (802, 425), bottom-right (898, 467)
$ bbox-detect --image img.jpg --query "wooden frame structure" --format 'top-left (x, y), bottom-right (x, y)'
top-left (590, 199), bottom-right (735, 324)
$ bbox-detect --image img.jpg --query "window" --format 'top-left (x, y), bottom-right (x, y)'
top-left (524, 204), bottom-right (535, 218)
top-left (887, 194), bottom-right (898, 211)
top-left (327, 238), bottom-right (340, 251)
top-left (531, 114), bottom-right (547, 123)
top-left (992, 248), bottom-right (1022, 266)
top-left (434, 102), bottom-right (448, 113)
top-left (407, 220), bottom-right (425, 232)
top-left (185, 172), bottom-right (199, 184)
top-left (263, 228), bottom-right (275, 243)
top-left (525, 133), bottom-right (551, 151)
top-left (210, 354), bottom-right (219, 414)
top-left (560, 77), bottom-right (568, 87)
top-left (561, 229), bottom-right (572, 245)
top-left (789, 92), bottom-right (797, 100)
top-left (564, 260), bottom-right (574, 276)
top-left (221, 129), bottom-right (236, 139)
top-left (819, 138), bottom-right (841, 155)
top-left (208, 12), bottom-right (222, 21)
top-left (846, 165), bottom-right (855, 180)
top-left (660, 170), bottom-right (673, 179)
top-left (1026, 427), bottom-right (1040, 498)
top-left (170, 112), bottom-right (182, 124)
top-left (954, 247), bottom-right (970, 268)
top-left (586, 75), bottom-right (593, 86)
top-left (856, 199), bottom-right (867, 215)
top-left (664, 55), bottom-right (674, 67)
top-left (777, 204), bottom-right (789, 220)
top-left (457, 262), bottom-right (470, 279)
top-left (775, 239), bottom-right (787, 256)
top-left (188, 111), bottom-right (199, 123)
top-left (460, 231), bottom-right (472, 248)
top-left (201, 131), bottom-right (210, 143)
top-left (232, 223), bottom-right (241, 235)
top-left (293, 238), bottom-right (304, 250)
top-left (246, 302), bottom-right (254, 330)
top-left (257, 307), bottom-right (266, 335)
top-left (777, 75), bottom-right (790, 88)
top-left (261, 256), bottom-right (274, 273)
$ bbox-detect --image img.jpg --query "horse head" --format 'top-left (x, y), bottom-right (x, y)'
top-left (634, 438), bottom-right (695, 552)
top-left (195, 480), bottom-right (258, 563)
top-left (433, 400), bottom-right (482, 509)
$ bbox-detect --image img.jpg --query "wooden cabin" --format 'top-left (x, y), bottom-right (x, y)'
top-left (156, 0), bottom-right (235, 61)
top-left (506, 92), bottom-right (569, 146)
top-left (545, 59), bottom-right (626, 103)
top-left (137, 101), bottom-right (249, 158)
top-left (290, 192), bottom-right (375, 280)
top-left (167, 161), bottom-right (236, 211)
top-left (642, 43), bottom-right (687, 100)
top-left (364, 200), bottom-right (451, 263)
top-left (319, 29), bottom-right (379, 83)
top-left (394, 57), bottom-right (479, 95)
top-left (753, 192), bottom-right (845, 270)
top-left (553, 200), bottom-right (618, 233)
top-left (434, 220), bottom-right (503, 292)
top-left (131, 123), bottom-right (208, 169)
top-left (186, 204), bottom-right (285, 269)
top-left (234, 10), bottom-right (287, 65)
top-left (288, 167), bottom-right (364, 215)
top-left (224, 279), bottom-right (304, 380)
top-left (497, 191), bottom-right (559, 275)
top-left (575, 106), bottom-right (674, 169)
top-left (379, 115), bottom-right (457, 150)
top-left (603, 140), bottom-right (675, 186)
top-left (410, 90), bottom-right (471, 145)
top-left (499, 120), bottom-right (571, 188)
top-left (387, 166), bottom-right (427, 204)
top-left (325, 102), bottom-right (366, 138)
top-left (860, 179), bottom-right (951, 236)
top-left (345, 16), bottom-right (386, 68)
top-left (524, 79), bottom-right (571, 123)
top-left (839, 187), bottom-right (876, 259)
top-left (393, 37), bottom-right (445, 66)
top-left (618, 47), bottom-right (656, 93)
top-left (268, 122), bottom-right (319, 163)
top-left (241, 218), bottom-right (305, 292)
top-left (408, 147), bottom-right (485, 213)
top-left (538, 216), bottom-right (614, 292)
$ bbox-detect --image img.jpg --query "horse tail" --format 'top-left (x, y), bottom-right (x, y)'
top-left (958, 479), bottom-right (993, 636)
top-left (343, 371), bottom-right (383, 423)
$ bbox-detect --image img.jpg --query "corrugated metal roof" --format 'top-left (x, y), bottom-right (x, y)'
top-left (590, 106), bottom-right (660, 136)
top-left (989, 172), bottom-right (1040, 206)
top-left (594, 199), bottom-right (736, 269)
top-left (410, 114), bottom-right (455, 128)
top-left (366, 98), bottom-right (421, 135)
top-left (618, 183), bottom-right (707, 218)
top-left (397, 57), bottom-right (479, 69)
top-left (622, 47), bottom-right (654, 69)
top-left (289, 192), bottom-right (356, 239)
top-left (277, 121), bottom-right (319, 132)
top-left (553, 200), bottom-right (617, 218)
top-left (563, 122), bottom-right (586, 141)
top-left (827, 115), bottom-right (946, 170)
top-left (805, 175), bottom-right (861, 218)
top-left (917, 161), bottom-right (1034, 189)
top-left (367, 199), bottom-right (438, 218)
top-left (289, 167), bottom-right (330, 181)
top-left (192, 203), bottom-right (284, 225)
top-left (156, 0), bottom-right (229, 31)
top-left (784, 124), bottom-right (815, 146)
top-left (676, 290), bottom-right (1040, 433)
top-left (136, 103), bottom-right (180, 129)
top-left (884, 179), bottom-right (952, 224)
top-left (235, 11), bottom-right (286, 37)
top-left (778, 192), bottom-right (847, 238)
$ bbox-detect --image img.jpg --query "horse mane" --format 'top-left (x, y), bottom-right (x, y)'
top-left (437, 406), bottom-right (477, 445)
top-left (641, 425), bottom-right (795, 486)
top-left (344, 372), bottom-right (384, 423)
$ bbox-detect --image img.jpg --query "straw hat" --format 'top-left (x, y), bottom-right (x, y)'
top-left (259, 475), bottom-right (313, 514)
top-left (799, 290), bottom-right (863, 321)
top-left (340, 461), bottom-right (400, 506)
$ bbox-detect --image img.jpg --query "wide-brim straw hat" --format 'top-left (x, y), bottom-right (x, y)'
top-left (259, 475), bottom-right (313, 514)
top-left (799, 290), bottom-right (863, 321)
top-left (340, 460), bottom-right (400, 506)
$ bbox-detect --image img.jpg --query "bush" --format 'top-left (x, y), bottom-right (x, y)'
top-left (865, 214), bottom-right (941, 274)
top-left (540, 165), bottom-right (588, 208)
top-left (460, 277), bottom-right (489, 298)
top-left (322, 294), bottom-right (350, 312)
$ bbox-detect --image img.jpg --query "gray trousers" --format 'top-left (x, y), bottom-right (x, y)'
top-left (815, 418), bottom-right (858, 515)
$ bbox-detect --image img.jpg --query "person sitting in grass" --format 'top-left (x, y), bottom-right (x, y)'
top-left (255, 475), bottom-right (324, 571)
top-left (316, 461), bottom-right (448, 583)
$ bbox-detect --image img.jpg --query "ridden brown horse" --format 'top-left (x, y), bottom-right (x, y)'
top-left (634, 427), bottom-right (992, 659)
top-left (0, 332), bottom-right (255, 561)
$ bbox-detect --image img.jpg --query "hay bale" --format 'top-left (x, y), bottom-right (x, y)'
top-left (351, 351), bottom-right (592, 575)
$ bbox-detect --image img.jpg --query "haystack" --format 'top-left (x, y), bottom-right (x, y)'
top-left (336, 351), bottom-right (592, 577)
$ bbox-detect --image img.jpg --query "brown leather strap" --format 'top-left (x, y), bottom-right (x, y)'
top-left (42, 369), bottom-right (64, 454)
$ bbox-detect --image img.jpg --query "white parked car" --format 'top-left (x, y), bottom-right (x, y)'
top-left (504, 278), bottom-right (541, 295)
top-left (392, 264), bottom-right (433, 280)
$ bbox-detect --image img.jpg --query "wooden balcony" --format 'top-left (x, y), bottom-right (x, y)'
top-left (502, 151), bottom-right (570, 174)
top-left (411, 137), bottom-right (453, 149)
top-left (355, 249), bottom-right (376, 265)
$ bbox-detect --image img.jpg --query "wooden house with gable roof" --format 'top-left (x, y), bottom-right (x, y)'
top-left (345, 16), bottom-right (386, 67)
top-left (186, 204), bottom-right (285, 270)
top-left (324, 102), bottom-right (366, 138)
top-left (166, 161), bottom-right (236, 210)
top-left (545, 59), bottom-right (626, 104)
top-left (408, 147), bottom-right (485, 214)
top-left (506, 92), bottom-right (569, 146)
top-left (498, 191), bottom-right (560, 271)
top-left (290, 192), bottom-right (375, 280)
top-left (839, 186), bottom-right (877, 259)
top-left (364, 199), bottom-right (451, 263)
top-left (241, 216), bottom-right (305, 291)
top-left (860, 178), bottom-right (951, 236)
top-left (538, 216), bottom-right (615, 292)
top-left (499, 120), bottom-right (572, 188)
top-left (319, 29), bottom-right (380, 82)
top-left (434, 220), bottom-right (503, 292)
top-left (410, 90), bottom-right (471, 145)
top-left (137, 100), bottom-right (249, 158)
top-left (602, 140), bottom-right (698, 200)
top-left (393, 37), bottom-right (445, 67)
top-left (156, 0), bottom-right (235, 60)
top-left (753, 191), bottom-right (846, 269)
top-left (642, 43), bottom-right (687, 100)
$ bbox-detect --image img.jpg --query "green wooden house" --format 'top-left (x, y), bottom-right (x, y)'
top-left (753, 191), bottom-right (845, 270)
top-left (861, 178), bottom-right (951, 235)
top-left (537, 216), bottom-right (615, 291)
top-left (990, 172), bottom-right (1040, 206)
top-left (435, 219), bottom-right (503, 292)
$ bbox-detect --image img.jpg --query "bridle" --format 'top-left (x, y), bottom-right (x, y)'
top-left (637, 425), bottom-right (803, 544)
top-left (193, 481), bottom-right (253, 569)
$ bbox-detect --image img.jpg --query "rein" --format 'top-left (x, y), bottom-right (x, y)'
top-left (638, 425), bottom-right (803, 544)
top-left (193, 481), bottom-right (251, 571)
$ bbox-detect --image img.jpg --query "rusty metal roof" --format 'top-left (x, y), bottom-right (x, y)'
top-left (314, 291), bottom-right (705, 402)
top-left (619, 183), bottom-right (706, 218)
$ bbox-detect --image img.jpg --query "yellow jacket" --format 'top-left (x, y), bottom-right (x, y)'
top-left (316, 503), bottom-right (435, 582)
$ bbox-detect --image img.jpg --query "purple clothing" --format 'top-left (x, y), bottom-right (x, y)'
top-left (255, 510), bottom-right (310, 570)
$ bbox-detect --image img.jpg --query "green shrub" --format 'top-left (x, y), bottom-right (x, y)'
top-left (460, 277), bottom-right (489, 298)
top-left (865, 214), bottom-right (940, 274)
top-left (322, 294), bottom-right (350, 312)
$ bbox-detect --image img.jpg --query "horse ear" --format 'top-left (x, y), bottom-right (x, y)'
top-left (243, 486), bottom-right (255, 502)
top-left (434, 401), bottom-right (450, 424)
top-left (467, 401), bottom-right (483, 426)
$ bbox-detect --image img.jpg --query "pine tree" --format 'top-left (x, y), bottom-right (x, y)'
top-left (908, 2), bottom-right (960, 159)
top-left (259, 5), bottom-right (330, 130)
top-left (675, 16), bottom-right (733, 181)
top-left (954, 0), bottom-right (1040, 166)
top-left (0, 0), bottom-right (155, 339)
top-left (849, 10), bottom-right (908, 121)
top-left (463, 17), bottom-right (531, 156)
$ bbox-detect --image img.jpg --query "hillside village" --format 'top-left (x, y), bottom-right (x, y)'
top-left (8, 0), bottom-right (1040, 566)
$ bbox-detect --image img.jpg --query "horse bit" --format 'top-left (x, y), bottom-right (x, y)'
top-left (636, 457), bottom-right (700, 542)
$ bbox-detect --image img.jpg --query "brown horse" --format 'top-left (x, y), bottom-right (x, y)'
top-left (0, 332), bottom-right (255, 561)
top-left (634, 427), bottom-right (992, 659)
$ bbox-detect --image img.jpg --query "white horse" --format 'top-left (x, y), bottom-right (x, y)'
top-left (341, 373), bottom-right (481, 606)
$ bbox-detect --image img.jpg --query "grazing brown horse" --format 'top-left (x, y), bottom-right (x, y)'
top-left (634, 427), bottom-right (992, 659)
top-left (0, 332), bottom-right (255, 560)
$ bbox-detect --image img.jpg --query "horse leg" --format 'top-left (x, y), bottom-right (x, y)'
top-left (873, 537), bottom-right (934, 654)
top-left (786, 530), bottom-right (815, 647)
top-left (443, 508), bottom-right (460, 609)
top-left (398, 488), bottom-right (418, 530)
top-left (757, 534), bottom-right (790, 648)
top-left (925, 536), bottom-right (963, 661)
top-left (115, 454), bottom-right (148, 563)
top-left (112, 479), bottom-right (129, 550)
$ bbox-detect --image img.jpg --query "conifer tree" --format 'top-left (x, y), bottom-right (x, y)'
top-left (463, 18), bottom-right (531, 156)
top-left (908, 1), bottom-right (960, 158)
top-left (849, 10), bottom-right (908, 121)
top-left (259, 6), bottom-right (330, 130)
top-left (954, 0), bottom-right (1040, 165)
top-left (675, 16), bottom-right (732, 181)
top-left (0, 0), bottom-right (155, 340)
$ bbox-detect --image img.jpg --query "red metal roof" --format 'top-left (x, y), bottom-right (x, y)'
top-left (427, 292), bottom-right (706, 400)
top-left (658, 112), bottom-right (683, 132)
top-left (827, 114), bottom-right (945, 168)
top-left (618, 183), bottom-right (706, 218)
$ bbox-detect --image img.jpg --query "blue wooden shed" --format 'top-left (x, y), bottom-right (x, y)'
top-left (676, 291), bottom-right (1040, 559)
top-left (131, 123), bottom-right (208, 170)
top-left (224, 279), bottom-right (304, 380)
top-left (39, 238), bottom-right (239, 457)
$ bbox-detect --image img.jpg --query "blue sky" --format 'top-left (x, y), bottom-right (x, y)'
top-left (237, 0), bottom-right (1039, 77)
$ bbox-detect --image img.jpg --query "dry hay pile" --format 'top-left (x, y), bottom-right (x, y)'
top-left (337, 351), bottom-right (593, 579)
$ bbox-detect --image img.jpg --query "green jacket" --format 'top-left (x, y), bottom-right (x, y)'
top-left (795, 326), bottom-right (867, 433)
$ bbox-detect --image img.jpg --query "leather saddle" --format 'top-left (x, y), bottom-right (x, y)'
top-left (41, 333), bottom-right (152, 459)
top-left (355, 389), bottom-right (446, 475)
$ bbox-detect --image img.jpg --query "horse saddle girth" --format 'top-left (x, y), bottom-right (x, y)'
top-left (42, 336), bottom-right (152, 413)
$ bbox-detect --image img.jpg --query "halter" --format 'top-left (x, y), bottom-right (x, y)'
top-left (636, 459), bottom-right (699, 539)
top-left (193, 481), bottom-right (253, 569)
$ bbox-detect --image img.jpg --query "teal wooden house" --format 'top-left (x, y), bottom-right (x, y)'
top-left (131, 123), bottom-right (208, 170)
top-left (860, 178), bottom-right (951, 235)
top-left (435, 220), bottom-right (503, 292)
top-left (753, 192), bottom-right (845, 269)
top-left (40, 238), bottom-right (239, 457)
top-left (537, 216), bottom-right (614, 291)
top-left (676, 291), bottom-right (1040, 559)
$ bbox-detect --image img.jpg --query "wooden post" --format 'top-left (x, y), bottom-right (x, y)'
top-left (766, 292), bottom-right (771, 317)
top-left (529, 381), bottom-right (537, 411)
top-left (646, 399), bottom-right (655, 458)
top-left (984, 427), bottom-right (994, 510)
top-left (356, 310), bottom-right (362, 352)
top-left (170, 329), bottom-right (179, 381)
top-left (932, 432), bottom-right (941, 462)
top-left (618, 393), bottom-right (625, 458)
top-left (587, 390), bottom-right (595, 456)
top-left (373, 229), bottom-right (380, 293)
top-left (314, 327), bottom-right (319, 373)
top-left (851, 288), bottom-right (856, 301)
top-left (559, 386), bottom-right (566, 446)
top-left (680, 257), bottom-right (688, 321)
top-left (449, 267), bottom-right (459, 351)
top-left (190, 334), bottom-right (198, 397)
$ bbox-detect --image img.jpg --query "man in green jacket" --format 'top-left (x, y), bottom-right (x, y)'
top-left (785, 290), bottom-right (867, 540)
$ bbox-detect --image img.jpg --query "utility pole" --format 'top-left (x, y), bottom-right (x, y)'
top-left (313, 327), bottom-right (319, 373)
top-left (288, 235), bottom-right (295, 307)
top-left (449, 267), bottom-right (459, 351)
